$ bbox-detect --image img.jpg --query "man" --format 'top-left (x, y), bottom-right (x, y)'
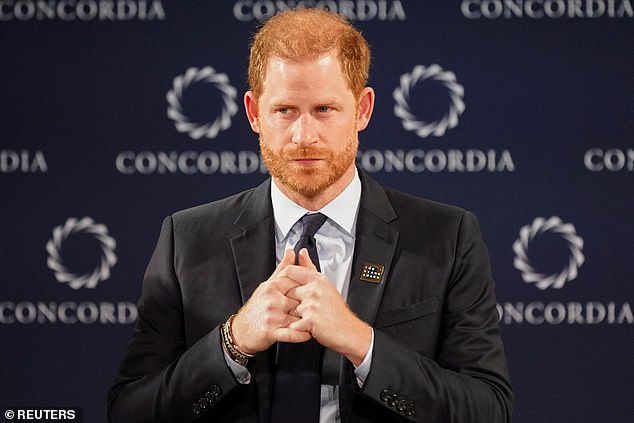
top-left (108, 8), bottom-right (513, 423)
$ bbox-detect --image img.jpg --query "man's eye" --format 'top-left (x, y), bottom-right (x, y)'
top-left (317, 106), bottom-right (330, 113)
top-left (278, 108), bottom-right (289, 114)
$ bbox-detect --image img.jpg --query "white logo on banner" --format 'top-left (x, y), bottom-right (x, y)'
top-left (513, 216), bottom-right (585, 290)
top-left (1, 150), bottom-right (48, 173)
top-left (500, 218), bottom-right (631, 325)
top-left (46, 217), bottom-right (117, 290)
top-left (393, 64), bottom-right (465, 138)
top-left (232, 0), bottom-right (407, 21)
top-left (0, 0), bottom-right (166, 21)
top-left (584, 148), bottom-right (634, 172)
top-left (461, 0), bottom-right (634, 19)
top-left (166, 67), bottom-right (238, 140)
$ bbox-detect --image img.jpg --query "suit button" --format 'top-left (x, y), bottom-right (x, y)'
top-left (397, 400), bottom-right (407, 412)
top-left (388, 395), bottom-right (399, 407)
top-left (380, 389), bottom-right (392, 402)
top-left (210, 384), bottom-right (222, 397)
top-left (211, 385), bottom-right (222, 398)
top-left (406, 404), bottom-right (415, 416)
top-left (192, 403), bottom-right (201, 415)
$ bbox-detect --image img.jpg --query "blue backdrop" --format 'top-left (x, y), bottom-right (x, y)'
top-left (1, 1), bottom-right (632, 421)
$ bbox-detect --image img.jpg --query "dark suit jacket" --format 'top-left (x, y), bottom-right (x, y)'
top-left (108, 170), bottom-right (513, 422)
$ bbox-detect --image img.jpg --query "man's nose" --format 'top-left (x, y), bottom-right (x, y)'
top-left (291, 115), bottom-right (317, 146)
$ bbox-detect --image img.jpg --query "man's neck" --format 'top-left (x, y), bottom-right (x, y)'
top-left (273, 165), bottom-right (356, 211)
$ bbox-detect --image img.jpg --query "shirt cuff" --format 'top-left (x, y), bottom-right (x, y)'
top-left (222, 345), bottom-right (251, 384)
top-left (353, 328), bottom-right (374, 387)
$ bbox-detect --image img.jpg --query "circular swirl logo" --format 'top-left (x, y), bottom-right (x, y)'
top-left (393, 64), bottom-right (465, 138)
top-left (166, 66), bottom-right (238, 140)
top-left (513, 216), bottom-right (585, 290)
top-left (46, 217), bottom-right (117, 290)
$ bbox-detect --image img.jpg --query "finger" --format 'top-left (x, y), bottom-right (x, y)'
top-left (288, 307), bottom-right (302, 319)
top-left (280, 264), bottom-right (323, 287)
top-left (282, 296), bottom-right (301, 315)
top-left (273, 327), bottom-right (312, 343)
top-left (297, 248), bottom-right (318, 271)
top-left (288, 318), bottom-right (312, 334)
top-left (275, 268), bottom-right (310, 288)
top-left (285, 284), bottom-right (311, 302)
top-left (268, 276), bottom-right (302, 296)
top-left (270, 249), bottom-right (296, 279)
top-left (285, 285), bottom-right (299, 302)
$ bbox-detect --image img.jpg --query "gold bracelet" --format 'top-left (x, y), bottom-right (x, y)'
top-left (221, 314), bottom-right (255, 366)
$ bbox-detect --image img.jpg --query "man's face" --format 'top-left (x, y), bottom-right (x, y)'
top-left (246, 53), bottom-right (368, 198)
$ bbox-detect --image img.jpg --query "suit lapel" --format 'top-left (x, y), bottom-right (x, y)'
top-left (229, 179), bottom-right (276, 423)
top-left (230, 179), bottom-right (276, 304)
top-left (340, 170), bottom-right (399, 422)
top-left (347, 171), bottom-right (398, 327)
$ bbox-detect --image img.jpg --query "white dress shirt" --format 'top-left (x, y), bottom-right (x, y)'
top-left (225, 169), bottom-right (374, 423)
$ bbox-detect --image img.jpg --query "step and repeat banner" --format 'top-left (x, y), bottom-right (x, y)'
top-left (1, 1), bottom-right (632, 421)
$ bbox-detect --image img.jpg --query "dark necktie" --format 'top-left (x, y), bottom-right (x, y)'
top-left (293, 213), bottom-right (327, 272)
top-left (270, 213), bottom-right (327, 422)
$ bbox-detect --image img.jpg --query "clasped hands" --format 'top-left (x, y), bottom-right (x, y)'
top-left (231, 248), bottom-right (371, 366)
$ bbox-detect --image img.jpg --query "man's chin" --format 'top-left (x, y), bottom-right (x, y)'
top-left (279, 163), bottom-right (326, 182)
top-left (277, 175), bottom-right (330, 197)
top-left (267, 156), bottom-right (356, 198)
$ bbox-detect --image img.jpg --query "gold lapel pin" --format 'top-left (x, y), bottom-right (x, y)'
top-left (360, 263), bottom-right (385, 283)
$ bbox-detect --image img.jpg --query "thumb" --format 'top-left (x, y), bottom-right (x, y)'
top-left (297, 248), bottom-right (318, 271)
top-left (270, 249), bottom-right (296, 279)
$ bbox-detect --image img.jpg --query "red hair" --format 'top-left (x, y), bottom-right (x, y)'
top-left (248, 8), bottom-right (371, 98)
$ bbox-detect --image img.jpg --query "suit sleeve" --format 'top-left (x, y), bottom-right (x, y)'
top-left (107, 216), bottom-right (242, 422)
top-left (359, 211), bottom-right (513, 422)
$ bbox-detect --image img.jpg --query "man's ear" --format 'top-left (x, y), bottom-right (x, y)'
top-left (244, 91), bottom-right (260, 133)
top-left (356, 87), bottom-right (375, 132)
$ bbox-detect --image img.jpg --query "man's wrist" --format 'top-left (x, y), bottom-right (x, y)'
top-left (353, 328), bottom-right (374, 387)
top-left (345, 322), bottom-right (373, 367)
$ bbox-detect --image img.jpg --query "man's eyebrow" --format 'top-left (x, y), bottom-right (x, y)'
top-left (268, 98), bottom-right (341, 107)
top-left (317, 100), bottom-right (341, 107)
top-left (267, 102), bottom-right (295, 112)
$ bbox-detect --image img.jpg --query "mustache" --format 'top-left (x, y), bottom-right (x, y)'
top-left (283, 146), bottom-right (330, 160)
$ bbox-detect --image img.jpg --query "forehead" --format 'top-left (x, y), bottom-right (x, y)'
top-left (260, 53), bottom-right (352, 99)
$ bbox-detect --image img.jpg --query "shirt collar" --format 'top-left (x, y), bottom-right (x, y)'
top-left (271, 168), bottom-right (362, 240)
